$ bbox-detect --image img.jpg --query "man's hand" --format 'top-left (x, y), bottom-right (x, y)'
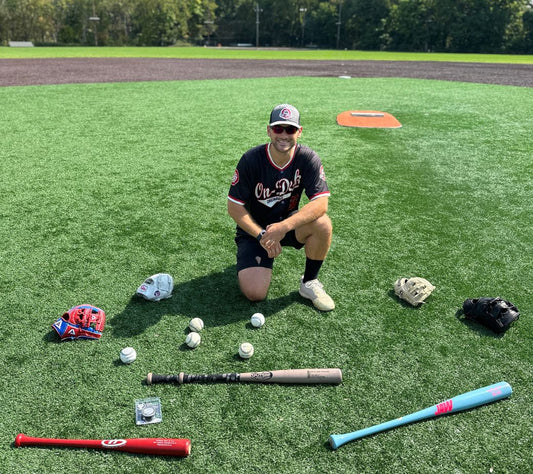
top-left (264, 222), bottom-right (289, 242)
top-left (259, 222), bottom-right (288, 258)
top-left (260, 238), bottom-right (282, 258)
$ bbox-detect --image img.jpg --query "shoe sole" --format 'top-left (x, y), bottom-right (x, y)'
top-left (299, 289), bottom-right (335, 311)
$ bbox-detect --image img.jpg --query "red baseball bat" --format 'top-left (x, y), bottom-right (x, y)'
top-left (15, 433), bottom-right (190, 457)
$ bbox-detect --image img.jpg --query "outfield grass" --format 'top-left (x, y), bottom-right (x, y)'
top-left (0, 45), bottom-right (533, 63)
top-left (0, 76), bottom-right (531, 473)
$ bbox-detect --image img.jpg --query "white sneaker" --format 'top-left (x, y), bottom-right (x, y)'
top-left (299, 277), bottom-right (335, 311)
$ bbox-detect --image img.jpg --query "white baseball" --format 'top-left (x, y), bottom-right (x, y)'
top-left (120, 347), bottom-right (137, 364)
top-left (189, 317), bottom-right (204, 332)
top-left (239, 342), bottom-right (254, 359)
top-left (250, 312), bottom-right (265, 328)
top-left (185, 332), bottom-right (201, 348)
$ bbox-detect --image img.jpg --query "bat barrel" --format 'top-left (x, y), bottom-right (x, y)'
top-left (118, 437), bottom-right (191, 456)
top-left (240, 368), bottom-right (342, 384)
top-left (446, 381), bottom-right (512, 412)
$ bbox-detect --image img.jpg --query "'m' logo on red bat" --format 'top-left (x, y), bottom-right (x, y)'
top-left (102, 439), bottom-right (127, 448)
top-left (434, 400), bottom-right (453, 415)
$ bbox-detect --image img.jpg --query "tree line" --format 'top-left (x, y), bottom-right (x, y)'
top-left (1, 0), bottom-right (532, 53)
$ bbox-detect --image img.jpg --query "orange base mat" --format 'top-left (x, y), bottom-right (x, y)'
top-left (337, 110), bottom-right (402, 128)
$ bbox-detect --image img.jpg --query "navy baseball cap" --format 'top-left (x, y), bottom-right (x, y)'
top-left (269, 104), bottom-right (301, 128)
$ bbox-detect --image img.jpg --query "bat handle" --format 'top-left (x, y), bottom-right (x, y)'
top-left (181, 373), bottom-right (240, 384)
top-left (146, 372), bottom-right (241, 385)
top-left (329, 425), bottom-right (383, 449)
top-left (329, 433), bottom-right (350, 450)
top-left (146, 373), bottom-right (181, 385)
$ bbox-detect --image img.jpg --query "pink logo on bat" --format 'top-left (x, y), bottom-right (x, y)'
top-left (102, 439), bottom-right (127, 448)
top-left (434, 399), bottom-right (453, 415)
top-left (489, 387), bottom-right (502, 397)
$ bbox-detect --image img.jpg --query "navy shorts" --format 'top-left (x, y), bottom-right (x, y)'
top-left (235, 230), bottom-right (304, 272)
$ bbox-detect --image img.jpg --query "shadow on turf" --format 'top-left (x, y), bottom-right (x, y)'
top-left (109, 266), bottom-right (301, 338)
top-left (387, 289), bottom-right (425, 309)
top-left (454, 309), bottom-right (506, 338)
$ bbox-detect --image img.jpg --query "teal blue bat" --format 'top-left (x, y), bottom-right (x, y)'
top-left (329, 381), bottom-right (512, 449)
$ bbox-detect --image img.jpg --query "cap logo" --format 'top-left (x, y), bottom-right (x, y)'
top-left (280, 108), bottom-right (292, 120)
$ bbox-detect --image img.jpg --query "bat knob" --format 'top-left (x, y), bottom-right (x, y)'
top-left (145, 373), bottom-right (153, 385)
top-left (328, 435), bottom-right (341, 450)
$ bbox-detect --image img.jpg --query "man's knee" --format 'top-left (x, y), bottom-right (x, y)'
top-left (241, 286), bottom-right (268, 302)
top-left (238, 268), bottom-right (271, 302)
top-left (316, 214), bottom-right (332, 235)
top-left (296, 214), bottom-right (332, 247)
top-left (308, 214), bottom-right (332, 240)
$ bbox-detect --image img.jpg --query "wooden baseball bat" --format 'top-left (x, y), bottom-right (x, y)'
top-left (146, 368), bottom-right (342, 385)
top-left (15, 434), bottom-right (191, 457)
top-left (329, 381), bottom-right (512, 449)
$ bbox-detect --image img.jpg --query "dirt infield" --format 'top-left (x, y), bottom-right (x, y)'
top-left (1, 57), bottom-right (532, 87)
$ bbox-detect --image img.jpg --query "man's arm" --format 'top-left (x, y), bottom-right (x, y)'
top-left (227, 200), bottom-right (263, 239)
top-left (263, 196), bottom-right (328, 242)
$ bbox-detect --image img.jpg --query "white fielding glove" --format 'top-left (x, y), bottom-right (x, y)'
top-left (136, 273), bottom-right (173, 301)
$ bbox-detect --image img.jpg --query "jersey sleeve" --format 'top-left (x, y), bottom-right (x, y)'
top-left (300, 147), bottom-right (330, 200)
top-left (228, 153), bottom-right (251, 205)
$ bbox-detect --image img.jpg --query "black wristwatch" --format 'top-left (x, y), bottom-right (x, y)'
top-left (256, 230), bottom-right (266, 241)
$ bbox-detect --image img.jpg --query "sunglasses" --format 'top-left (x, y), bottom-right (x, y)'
top-left (270, 125), bottom-right (300, 135)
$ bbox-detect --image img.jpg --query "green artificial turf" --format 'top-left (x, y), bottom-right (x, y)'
top-left (0, 77), bottom-right (531, 473)
top-left (0, 45), bottom-right (533, 63)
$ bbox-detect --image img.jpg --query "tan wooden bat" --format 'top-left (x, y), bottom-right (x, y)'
top-left (146, 368), bottom-right (342, 385)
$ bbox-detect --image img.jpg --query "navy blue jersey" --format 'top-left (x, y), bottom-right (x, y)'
top-left (228, 143), bottom-right (330, 234)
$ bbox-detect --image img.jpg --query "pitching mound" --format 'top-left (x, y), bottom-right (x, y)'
top-left (336, 110), bottom-right (402, 128)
